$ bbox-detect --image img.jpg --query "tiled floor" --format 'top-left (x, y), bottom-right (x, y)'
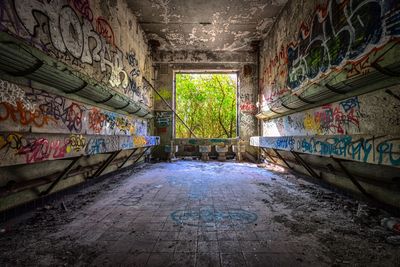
top-left (1, 161), bottom-right (399, 266)
top-left (59, 161), bottom-right (325, 266)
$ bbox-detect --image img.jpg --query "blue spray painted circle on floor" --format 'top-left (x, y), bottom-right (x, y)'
top-left (171, 206), bottom-right (257, 227)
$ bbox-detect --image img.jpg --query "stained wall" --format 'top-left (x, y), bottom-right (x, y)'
top-left (255, 0), bottom-right (400, 207)
top-left (0, 0), bottom-right (158, 212)
top-left (152, 50), bottom-right (259, 159)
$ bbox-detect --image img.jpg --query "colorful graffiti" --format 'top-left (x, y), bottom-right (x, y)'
top-left (303, 97), bottom-right (360, 135)
top-left (239, 93), bottom-right (257, 114)
top-left (262, 0), bottom-right (400, 102)
top-left (0, 132), bottom-right (160, 166)
top-left (0, 0), bottom-right (151, 104)
top-left (0, 80), bottom-right (149, 136)
top-left (264, 96), bottom-right (362, 136)
top-left (155, 111), bottom-right (172, 128)
top-left (251, 135), bottom-right (400, 167)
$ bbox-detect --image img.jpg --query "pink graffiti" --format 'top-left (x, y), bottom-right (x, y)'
top-left (96, 17), bottom-right (115, 46)
top-left (240, 102), bottom-right (258, 114)
top-left (69, 0), bottom-right (93, 22)
top-left (18, 138), bottom-right (69, 163)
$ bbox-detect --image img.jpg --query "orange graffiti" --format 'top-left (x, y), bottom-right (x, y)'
top-left (0, 101), bottom-right (56, 127)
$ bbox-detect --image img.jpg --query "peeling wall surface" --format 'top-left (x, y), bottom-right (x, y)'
top-left (255, 0), bottom-right (400, 166)
top-left (0, 0), bottom-right (159, 211)
top-left (0, 0), bottom-right (154, 106)
top-left (251, 0), bottom-right (400, 206)
top-left (152, 50), bottom-right (259, 158)
top-left (128, 0), bottom-right (288, 51)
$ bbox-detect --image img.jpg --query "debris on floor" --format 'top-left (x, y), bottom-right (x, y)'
top-left (0, 161), bottom-right (399, 266)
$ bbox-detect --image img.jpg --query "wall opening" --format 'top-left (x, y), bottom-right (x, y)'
top-left (174, 72), bottom-right (238, 138)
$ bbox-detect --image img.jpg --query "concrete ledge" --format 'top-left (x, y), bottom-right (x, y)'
top-left (250, 135), bottom-right (400, 168)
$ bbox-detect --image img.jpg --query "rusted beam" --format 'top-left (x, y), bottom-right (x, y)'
top-left (143, 77), bottom-right (197, 138)
top-left (333, 158), bottom-right (376, 201)
top-left (291, 151), bottom-right (321, 179)
top-left (118, 148), bottom-right (138, 169)
top-left (272, 149), bottom-right (293, 169)
top-left (89, 150), bottom-right (121, 179)
top-left (261, 147), bottom-right (276, 163)
top-left (39, 156), bottom-right (82, 196)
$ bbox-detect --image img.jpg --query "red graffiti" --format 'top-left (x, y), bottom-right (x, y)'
top-left (18, 138), bottom-right (69, 163)
top-left (0, 101), bottom-right (56, 127)
top-left (96, 17), bottom-right (115, 46)
top-left (88, 108), bottom-right (106, 134)
top-left (262, 45), bottom-right (290, 102)
top-left (68, 0), bottom-right (93, 21)
top-left (240, 102), bottom-right (258, 114)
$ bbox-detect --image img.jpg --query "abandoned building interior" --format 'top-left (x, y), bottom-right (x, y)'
top-left (0, 0), bottom-right (400, 266)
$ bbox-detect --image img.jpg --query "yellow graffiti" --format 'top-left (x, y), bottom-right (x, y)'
top-left (67, 134), bottom-right (86, 152)
top-left (303, 113), bottom-right (321, 134)
top-left (133, 136), bottom-right (147, 147)
top-left (0, 133), bottom-right (23, 151)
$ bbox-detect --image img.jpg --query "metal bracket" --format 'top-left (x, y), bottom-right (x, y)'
top-left (95, 94), bottom-right (114, 104)
top-left (325, 83), bottom-right (346, 94)
top-left (6, 59), bottom-right (44, 76)
top-left (269, 107), bottom-right (283, 114)
top-left (281, 103), bottom-right (296, 111)
top-left (66, 82), bottom-right (88, 94)
top-left (39, 156), bottom-right (82, 196)
top-left (273, 149), bottom-right (293, 169)
top-left (117, 148), bottom-right (138, 169)
top-left (291, 151), bottom-right (320, 179)
top-left (116, 102), bottom-right (130, 110)
top-left (129, 107), bottom-right (142, 115)
top-left (261, 147), bottom-right (276, 163)
top-left (133, 147), bottom-right (151, 164)
top-left (89, 150), bottom-right (121, 179)
top-left (333, 157), bottom-right (376, 200)
top-left (372, 62), bottom-right (400, 77)
top-left (385, 89), bottom-right (400, 102)
top-left (297, 95), bottom-right (316, 104)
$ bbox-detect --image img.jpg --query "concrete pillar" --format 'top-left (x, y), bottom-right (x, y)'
top-left (232, 142), bottom-right (246, 162)
top-left (165, 144), bottom-right (178, 162)
top-left (199, 145), bottom-right (211, 161)
top-left (215, 145), bottom-right (228, 161)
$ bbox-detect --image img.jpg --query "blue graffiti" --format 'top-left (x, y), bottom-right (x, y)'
top-left (377, 139), bottom-right (400, 166)
top-left (171, 206), bottom-right (258, 227)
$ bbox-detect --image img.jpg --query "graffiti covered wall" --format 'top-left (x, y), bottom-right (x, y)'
top-left (0, 0), bottom-right (154, 107)
top-left (255, 0), bottom-right (400, 169)
top-left (0, 79), bottom-right (159, 166)
top-left (260, 0), bottom-right (400, 105)
top-left (263, 88), bottom-right (400, 137)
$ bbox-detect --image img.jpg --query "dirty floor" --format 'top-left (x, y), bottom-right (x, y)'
top-left (0, 161), bottom-right (399, 266)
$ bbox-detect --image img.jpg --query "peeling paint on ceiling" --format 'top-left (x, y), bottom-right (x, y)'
top-left (127, 0), bottom-right (288, 52)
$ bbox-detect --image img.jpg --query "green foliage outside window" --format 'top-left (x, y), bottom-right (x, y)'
top-left (175, 73), bottom-right (237, 138)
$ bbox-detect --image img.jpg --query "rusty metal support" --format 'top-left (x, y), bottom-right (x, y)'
top-left (130, 147), bottom-right (151, 166)
top-left (118, 148), bottom-right (138, 169)
top-left (291, 151), bottom-right (320, 179)
top-left (143, 77), bottom-right (197, 138)
top-left (89, 150), bottom-right (121, 179)
top-left (260, 148), bottom-right (276, 163)
top-left (273, 149), bottom-right (293, 169)
top-left (333, 158), bottom-right (376, 200)
top-left (39, 156), bottom-right (82, 196)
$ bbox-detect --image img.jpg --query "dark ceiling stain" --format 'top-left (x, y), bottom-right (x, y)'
top-left (126, 0), bottom-right (288, 52)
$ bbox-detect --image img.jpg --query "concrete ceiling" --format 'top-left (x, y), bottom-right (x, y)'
top-left (127, 0), bottom-right (288, 52)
